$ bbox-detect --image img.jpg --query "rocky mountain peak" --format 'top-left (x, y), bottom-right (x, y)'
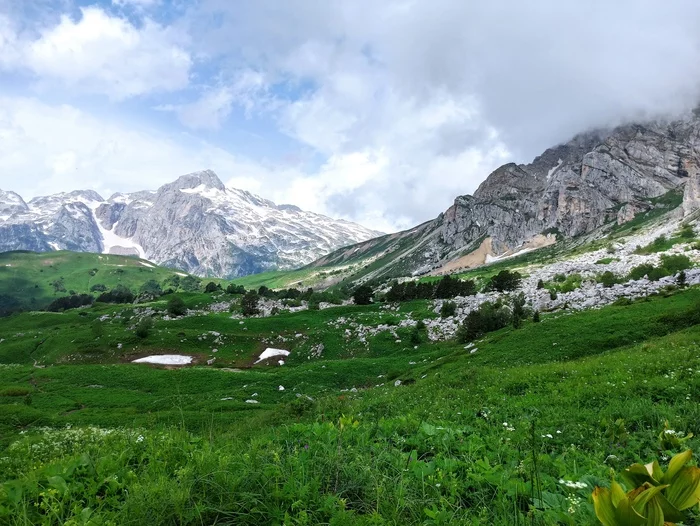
top-left (167, 170), bottom-right (226, 192)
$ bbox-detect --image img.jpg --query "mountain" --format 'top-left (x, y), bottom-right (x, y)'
top-left (301, 111), bottom-right (700, 284)
top-left (0, 171), bottom-right (382, 278)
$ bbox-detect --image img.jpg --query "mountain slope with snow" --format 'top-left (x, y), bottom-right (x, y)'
top-left (0, 171), bottom-right (383, 278)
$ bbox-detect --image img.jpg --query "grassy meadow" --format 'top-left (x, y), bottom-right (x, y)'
top-left (1, 271), bottom-right (700, 523)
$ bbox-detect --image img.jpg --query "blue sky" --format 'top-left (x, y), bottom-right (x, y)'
top-left (2, 0), bottom-right (700, 232)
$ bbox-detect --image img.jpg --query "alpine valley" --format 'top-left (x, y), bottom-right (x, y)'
top-left (5, 113), bottom-right (700, 526)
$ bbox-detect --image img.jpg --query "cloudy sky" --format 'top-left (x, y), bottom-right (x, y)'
top-left (2, 0), bottom-right (700, 232)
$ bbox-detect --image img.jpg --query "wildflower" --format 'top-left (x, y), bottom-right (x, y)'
top-left (136, 435), bottom-right (144, 443)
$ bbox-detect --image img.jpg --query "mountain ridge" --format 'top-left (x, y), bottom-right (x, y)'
top-left (0, 170), bottom-right (383, 278)
top-left (299, 112), bottom-right (700, 286)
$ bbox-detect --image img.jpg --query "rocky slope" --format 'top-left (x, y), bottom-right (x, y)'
top-left (0, 171), bottom-right (382, 278)
top-left (309, 111), bottom-right (700, 282)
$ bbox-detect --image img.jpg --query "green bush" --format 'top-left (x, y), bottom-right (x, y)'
top-left (135, 317), bottom-right (153, 339)
top-left (440, 301), bottom-right (457, 318)
top-left (166, 296), bottom-right (187, 316)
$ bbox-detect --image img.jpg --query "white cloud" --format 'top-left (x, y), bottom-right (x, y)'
top-left (182, 0), bottom-right (700, 230)
top-left (4, 7), bottom-right (191, 99)
top-left (113, 0), bottom-right (160, 7)
top-left (159, 70), bottom-right (269, 130)
top-left (0, 96), bottom-right (266, 199)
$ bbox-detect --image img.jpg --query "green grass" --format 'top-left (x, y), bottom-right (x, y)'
top-left (0, 251), bottom-right (194, 313)
top-left (2, 287), bottom-right (700, 523)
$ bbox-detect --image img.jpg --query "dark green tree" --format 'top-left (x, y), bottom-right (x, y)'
top-left (353, 285), bottom-right (374, 305)
top-left (241, 290), bottom-right (260, 316)
top-left (166, 295), bottom-right (187, 316)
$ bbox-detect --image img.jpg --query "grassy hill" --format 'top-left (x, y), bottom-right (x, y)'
top-left (0, 251), bottom-right (196, 314)
top-left (2, 284), bottom-right (700, 524)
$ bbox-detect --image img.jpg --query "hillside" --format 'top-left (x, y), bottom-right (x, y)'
top-left (0, 251), bottom-right (200, 316)
top-left (238, 114), bottom-right (700, 291)
top-left (2, 277), bottom-right (700, 523)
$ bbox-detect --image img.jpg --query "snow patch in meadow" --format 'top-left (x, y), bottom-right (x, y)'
top-left (254, 348), bottom-right (290, 364)
top-left (132, 355), bottom-right (193, 365)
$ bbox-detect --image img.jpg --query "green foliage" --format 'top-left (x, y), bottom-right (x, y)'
top-left (96, 285), bottom-right (135, 304)
top-left (486, 270), bottom-right (522, 292)
top-left (629, 255), bottom-right (692, 282)
top-left (440, 301), bottom-right (457, 318)
top-left (204, 281), bottom-right (221, 293)
top-left (225, 283), bottom-right (246, 295)
top-left (135, 317), bottom-right (153, 339)
top-left (46, 294), bottom-right (94, 312)
top-left (139, 279), bottom-right (163, 297)
top-left (457, 301), bottom-right (510, 342)
top-left (678, 223), bottom-right (696, 240)
top-left (635, 235), bottom-right (673, 255)
top-left (180, 275), bottom-right (201, 292)
top-left (599, 271), bottom-right (622, 288)
top-left (352, 284), bottom-right (373, 305)
top-left (592, 450), bottom-right (700, 525)
top-left (241, 290), bottom-right (260, 316)
top-left (660, 254), bottom-right (692, 274)
top-left (166, 295), bottom-right (187, 317)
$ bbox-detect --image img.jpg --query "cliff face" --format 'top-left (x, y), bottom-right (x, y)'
top-left (310, 113), bottom-right (700, 282)
top-left (440, 118), bottom-right (700, 255)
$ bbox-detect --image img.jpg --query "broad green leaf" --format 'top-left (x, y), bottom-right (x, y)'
top-left (646, 461), bottom-right (664, 483)
top-left (611, 480), bottom-right (626, 507)
top-left (614, 496), bottom-right (646, 526)
top-left (643, 496), bottom-right (664, 526)
top-left (665, 466), bottom-right (700, 510)
top-left (47, 475), bottom-right (68, 496)
top-left (593, 487), bottom-right (618, 526)
top-left (631, 483), bottom-right (668, 514)
top-left (655, 492), bottom-right (686, 523)
top-left (623, 463), bottom-right (658, 488)
top-left (662, 450), bottom-right (692, 484)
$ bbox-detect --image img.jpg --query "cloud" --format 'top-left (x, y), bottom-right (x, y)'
top-left (2, 6), bottom-right (191, 99)
top-left (0, 96), bottom-right (269, 199)
top-left (180, 0), bottom-right (700, 230)
top-left (5, 1), bottom-right (700, 233)
top-left (157, 70), bottom-right (269, 130)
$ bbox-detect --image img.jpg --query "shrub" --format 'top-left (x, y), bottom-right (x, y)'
top-left (204, 282), bottom-right (221, 293)
top-left (678, 223), bottom-right (695, 239)
top-left (440, 301), bottom-right (457, 318)
top-left (241, 290), bottom-right (260, 316)
top-left (635, 234), bottom-right (671, 254)
top-left (511, 292), bottom-right (527, 328)
top-left (226, 284), bottom-right (246, 295)
top-left (599, 271), bottom-right (620, 288)
top-left (139, 280), bottom-right (163, 297)
top-left (629, 264), bottom-right (656, 281)
top-left (457, 301), bottom-right (510, 343)
top-left (96, 285), bottom-right (135, 304)
top-left (89, 283), bottom-right (108, 292)
top-left (166, 296), bottom-right (187, 316)
top-left (532, 310), bottom-right (541, 323)
top-left (660, 254), bottom-right (692, 274)
top-left (180, 275), bottom-right (201, 292)
top-left (135, 317), bottom-right (153, 339)
top-left (352, 285), bottom-right (374, 305)
top-left (487, 270), bottom-right (522, 292)
top-left (46, 294), bottom-right (94, 312)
